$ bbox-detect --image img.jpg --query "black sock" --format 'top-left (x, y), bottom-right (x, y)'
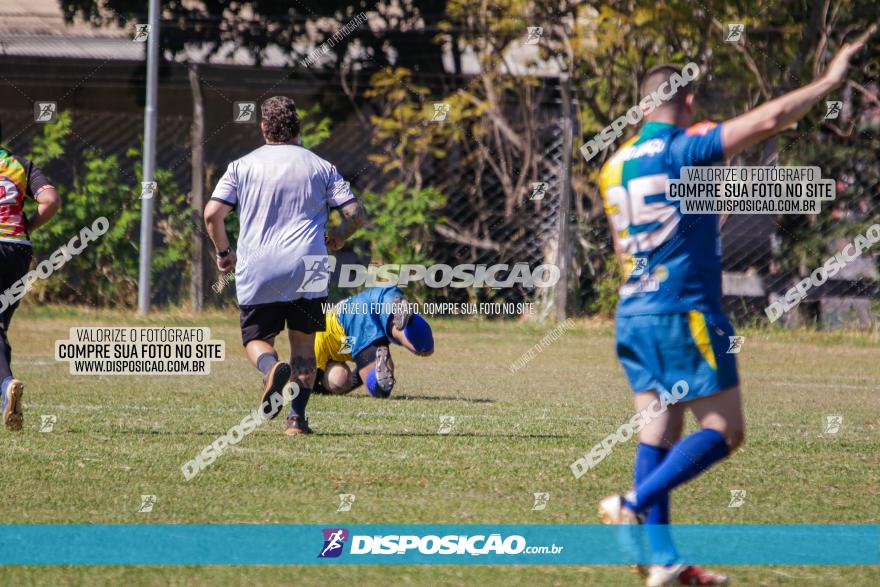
top-left (290, 387), bottom-right (311, 420)
top-left (351, 370), bottom-right (364, 389)
top-left (256, 352), bottom-right (278, 375)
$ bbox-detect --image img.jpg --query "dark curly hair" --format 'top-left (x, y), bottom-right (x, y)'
top-left (260, 96), bottom-right (301, 143)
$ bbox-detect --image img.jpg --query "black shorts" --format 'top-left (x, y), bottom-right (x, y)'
top-left (353, 339), bottom-right (389, 370)
top-left (239, 297), bottom-right (327, 346)
top-left (0, 242), bottom-right (33, 331)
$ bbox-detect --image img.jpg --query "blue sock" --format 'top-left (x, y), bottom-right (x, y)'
top-left (365, 369), bottom-right (391, 398)
top-left (403, 314), bottom-right (433, 353)
top-left (256, 352), bottom-right (277, 375)
top-left (289, 387), bottom-right (311, 420)
top-left (635, 443), bottom-right (678, 566)
top-left (635, 444), bottom-right (670, 524)
top-left (627, 429), bottom-right (729, 513)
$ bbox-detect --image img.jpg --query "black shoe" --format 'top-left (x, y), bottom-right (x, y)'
top-left (259, 362), bottom-right (291, 420)
top-left (285, 414), bottom-right (313, 436)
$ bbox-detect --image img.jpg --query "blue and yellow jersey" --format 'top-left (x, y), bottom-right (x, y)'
top-left (598, 121), bottom-right (726, 316)
top-left (314, 309), bottom-right (351, 371)
top-left (314, 286), bottom-right (404, 370)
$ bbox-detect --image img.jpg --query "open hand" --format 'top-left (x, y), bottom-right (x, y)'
top-left (823, 24), bottom-right (877, 88)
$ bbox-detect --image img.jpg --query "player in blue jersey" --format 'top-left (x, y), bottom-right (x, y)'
top-left (595, 32), bottom-right (872, 587)
top-left (312, 286), bottom-right (434, 401)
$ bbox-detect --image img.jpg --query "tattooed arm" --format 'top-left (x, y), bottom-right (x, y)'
top-left (326, 200), bottom-right (366, 251)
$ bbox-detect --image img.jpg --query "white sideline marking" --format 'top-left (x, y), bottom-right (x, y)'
top-left (24, 402), bottom-right (586, 421)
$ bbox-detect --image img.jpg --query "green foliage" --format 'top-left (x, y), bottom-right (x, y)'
top-left (26, 113), bottom-right (190, 306)
top-left (588, 256), bottom-right (622, 318)
top-left (300, 104), bottom-right (332, 150)
top-left (356, 184), bottom-right (447, 267)
top-left (28, 111), bottom-right (73, 167)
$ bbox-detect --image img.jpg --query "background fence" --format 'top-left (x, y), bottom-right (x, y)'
top-left (2, 1), bottom-right (879, 329)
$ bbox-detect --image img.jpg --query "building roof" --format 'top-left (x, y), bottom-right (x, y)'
top-left (0, 1), bottom-right (561, 76)
top-left (0, 0), bottom-right (128, 37)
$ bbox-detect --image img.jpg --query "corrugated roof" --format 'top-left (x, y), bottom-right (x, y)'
top-left (0, 33), bottom-right (143, 60)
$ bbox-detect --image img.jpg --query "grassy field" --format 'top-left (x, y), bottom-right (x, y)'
top-left (0, 305), bottom-right (878, 586)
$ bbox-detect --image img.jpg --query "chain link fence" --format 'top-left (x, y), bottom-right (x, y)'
top-left (3, 64), bottom-right (879, 328)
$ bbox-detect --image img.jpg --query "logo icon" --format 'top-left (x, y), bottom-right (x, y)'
top-left (630, 256), bottom-right (648, 277)
top-left (725, 23), bottom-right (745, 43)
top-left (728, 489), bottom-right (746, 508)
top-left (39, 414), bottom-right (57, 433)
top-left (525, 27), bottom-right (543, 45)
top-left (824, 415), bottom-right (843, 434)
top-left (532, 492), bottom-right (550, 511)
top-left (337, 494), bottom-right (356, 513)
top-left (298, 255), bottom-right (335, 293)
top-left (529, 182), bottom-right (548, 201)
top-left (727, 335), bottom-right (745, 354)
top-left (138, 494), bottom-right (157, 513)
top-left (339, 336), bottom-right (356, 355)
top-left (140, 181), bottom-right (157, 200)
top-left (438, 415), bottom-right (456, 435)
top-left (234, 102), bottom-right (257, 123)
top-left (824, 101), bottom-right (842, 120)
top-left (319, 528), bottom-right (349, 557)
top-left (133, 24), bottom-right (150, 42)
top-left (34, 102), bottom-right (58, 123)
top-left (431, 103), bottom-right (450, 122)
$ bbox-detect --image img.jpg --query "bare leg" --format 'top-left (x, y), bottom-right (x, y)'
top-left (688, 385), bottom-right (746, 452)
top-left (634, 390), bottom-right (686, 448)
top-left (323, 361), bottom-right (354, 395)
top-left (287, 330), bottom-right (317, 390)
top-left (245, 337), bottom-right (275, 368)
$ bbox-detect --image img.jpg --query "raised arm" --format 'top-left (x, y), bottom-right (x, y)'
top-left (721, 26), bottom-right (875, 159)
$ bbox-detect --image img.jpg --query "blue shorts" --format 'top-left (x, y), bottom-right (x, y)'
top-left (615, 311), bottom-right (739, 401)
top-left (336, 286), bottom-right (405, 358)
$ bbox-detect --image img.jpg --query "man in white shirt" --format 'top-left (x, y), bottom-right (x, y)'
top-left (204, 96), bottom-right (365, 435)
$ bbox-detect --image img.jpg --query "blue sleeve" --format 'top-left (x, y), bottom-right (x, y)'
top-left (667, 121), bottom-right (725, 168)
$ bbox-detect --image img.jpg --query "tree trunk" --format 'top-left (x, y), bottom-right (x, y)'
top-left (188, 63), bottom-right (205, 312)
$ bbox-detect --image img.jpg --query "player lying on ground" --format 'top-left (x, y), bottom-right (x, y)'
top-left (0, 142), bottom-right (60, 431)
top-left (314, 286), bottom-right (434, 398)
top-left (204, 96), bottom-right (365, 436)
top-left (595, 30), bottom-right (873, 587)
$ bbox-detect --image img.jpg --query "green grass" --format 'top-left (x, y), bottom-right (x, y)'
top-left (0, 306), bottom-right (878, 586)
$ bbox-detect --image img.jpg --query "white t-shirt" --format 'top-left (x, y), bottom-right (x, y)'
top-left (210, 144), bottom-right (355, 305)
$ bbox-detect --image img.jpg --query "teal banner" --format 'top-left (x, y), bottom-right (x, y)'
top-left (0, 525), bottom-right (876, 565)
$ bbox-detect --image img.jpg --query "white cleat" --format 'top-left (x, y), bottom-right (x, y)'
top-left (598, 494), bottom-right (647, 577)
top-left (646, 564), bottom-right (730, 586)
top-left (598, 494), bottom-right (643, 525)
